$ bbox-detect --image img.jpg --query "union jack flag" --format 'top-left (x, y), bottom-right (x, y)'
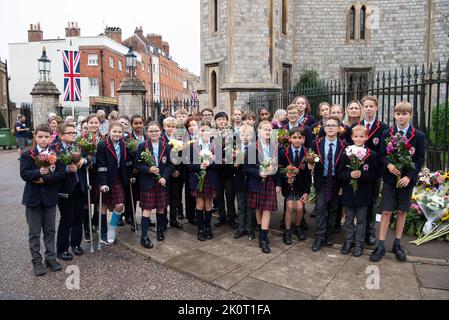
top-left (63, 50), bottom-right (81, 101)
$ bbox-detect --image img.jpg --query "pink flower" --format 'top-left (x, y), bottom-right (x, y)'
top-left (411, 203), bottom-right (422, 214)
top-left (387, 142), bottom-right (394, 154)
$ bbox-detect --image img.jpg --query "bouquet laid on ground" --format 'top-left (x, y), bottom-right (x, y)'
top-left (139, 148), bottom-right (161, 181)
top-left (260, 158), bottom-right (274, 183)
top-left (280, 165), bottom-right (299, 190)
top-left (385, 133), bottom-right (416, 188)
top-left (277, 129), bottom-right (290, 149)
top-left (126, 139), bottom-right (139, 154)
top-left (35, 150), bottom-right (57, 173)
top-left (59, 145), bottom-right (82, 165)
top-left (76, 132), bottom-right (98, 158)
top-left (196, 150), bottom-right (214, 192)
top-left (345, 145), bottom-right (367, 194)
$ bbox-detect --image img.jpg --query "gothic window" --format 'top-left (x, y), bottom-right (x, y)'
top-left (349, 6), bottom-right (355, 40)
top-left (210, 70), bottom-right (217, 109)
top-left (281, 0), bottom-right (287, 35)
top-left (213, 0), bottom-right (218, 33)
top-left (360, 5), bottom-right (366, 40)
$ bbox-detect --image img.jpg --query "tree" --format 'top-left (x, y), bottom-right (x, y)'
top-left (294, 70), bottom-right (332, 117)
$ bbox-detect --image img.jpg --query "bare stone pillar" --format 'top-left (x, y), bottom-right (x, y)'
top-left (117, 78), bottom-right (147, 118)
top-left (30, 81), bottom-right (60, 128)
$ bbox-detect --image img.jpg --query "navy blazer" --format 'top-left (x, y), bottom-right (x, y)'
top-left (20, 147), bottom-right (66, 207)
top-left (312, 137), bottom-right (346, 193)
top-left (50, 141), bottom-right (90, 195)
top-left (282, 123), bottom-right (314, 149)
top-left (350, 118), bottom-right (390, 154)
top-left (380, 126), bottom-right (426, 188)
top-left (187, 142), bottom-right (219, 191)
top-left (96, 137), bottom-right (131, 190)
top-left (337, 148), bottom-right (378, 206)
top-left (243, 141), bottom-right (281, 193)
top-left (301, 113), bottom-right (316, 128)
top-left (279, 145), bottom-right (312, 197)
top-left (136, 138), bottom-right (174, 192)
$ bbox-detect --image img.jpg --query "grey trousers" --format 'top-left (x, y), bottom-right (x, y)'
top-left (236, 190), bottom-right (254, 232)
top-left (366, 178), bottom-right (381, 237)
top-left (344, 206), bottom-right (368, 246)
top-left (315, 190), bottom-right (339, 242)
top-left (25, 205), bottom-right (57, 264)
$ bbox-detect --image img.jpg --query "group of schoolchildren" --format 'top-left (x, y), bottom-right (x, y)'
top-left (20, 95), bottom-right (426, 277)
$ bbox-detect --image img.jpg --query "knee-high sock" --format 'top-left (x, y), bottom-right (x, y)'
top-left (107, 211), bottom-right (121, 241)
top-left (156, 214), bottom-right (165, 233)
top-left (259, 229), bottom-right (268, 242)
top-left (205, 211), bottom-right (212, 230)
top-left (196, 209), bottom-right (205, 232)
top-left (141, 217), bottom-right (150, 241)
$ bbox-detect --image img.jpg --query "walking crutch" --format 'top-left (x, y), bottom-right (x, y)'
top-left (129, 182), bottom-right (139, 232)
top-left (85, 167), bottom-right (94, 253)
top-left (98, 190), bottom-right (103, 251)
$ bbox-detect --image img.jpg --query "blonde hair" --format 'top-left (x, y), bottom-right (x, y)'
top-left (287, 104), bottom-right (298, 112)
top-left (108, 121), bottom-right (123, 132)
top-left (351, 125), bottom-right (368, 136)
top-left (240, 124), bottom-right (254, 136)
top-left (394, 101), bottom-right (413, 114)
top-left (163, 116), bottom-right (178, 127)
top-left (273, 109), bottom-right (287, 122)
top-left (343, 100), bottom-right (364, 126)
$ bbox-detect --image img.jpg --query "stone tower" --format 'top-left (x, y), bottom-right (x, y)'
top-left (199, 0), bottom-right (448, 113)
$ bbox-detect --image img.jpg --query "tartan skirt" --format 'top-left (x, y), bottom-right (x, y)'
top-left (191, 177), bottom-right (217, 199)
top-left (102, 174), bottom-right (125, 207)
top-left (140, 183), bottom-right (169, 211)
top-left (249, 176), bottom-right (278, 212)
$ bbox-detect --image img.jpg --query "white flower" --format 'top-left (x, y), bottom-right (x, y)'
top-left (199, 150), bottom-right (213, 159)
top-left (345, 145), bottom-right (367, 161)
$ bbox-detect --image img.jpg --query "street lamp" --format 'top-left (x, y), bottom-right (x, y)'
top-left (125, 45), bottom-right (137, 78)
top-left (38, 47), bottom-right (51, 82)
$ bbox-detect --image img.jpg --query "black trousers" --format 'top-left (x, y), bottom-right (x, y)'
top-left (57, 184), bottom-right (85, 253)
top-left (217, 176), bottom-right (236, 223)
top-left (184, 168), bottom-right (196, 222)
top-left (169, 175), bottom-right (184, 223)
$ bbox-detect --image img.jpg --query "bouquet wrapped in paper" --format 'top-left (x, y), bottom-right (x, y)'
top-left (35, 150), bottom-right (58, 173)
top-left (139, 148), bottom-right (161, 180)
top-left (345, 145), bottom-right (367, 194)
top-left (59, 145), bottom-right (82, 165)
top-left (385, 133), bottom-right (416, 188)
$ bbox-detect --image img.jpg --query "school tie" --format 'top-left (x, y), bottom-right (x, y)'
top-left (294, 150), bottom-right (300, 167)
top-left (366, 122), bottom-right (371, 132)
top-left (399, 130), bottom-right (405, 136)
top-left (325, 143), bottom-right (334, 202)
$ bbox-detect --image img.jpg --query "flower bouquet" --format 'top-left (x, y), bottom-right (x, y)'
top-left (76, 132), bottom-right (98, 157)
top-left (126, 139), bottom-right (139, 154)
top-left (345, 145), bottom-right (367, 193)
top-left (139, 148), bottom-right (161, 180)
top-left (35, 150), bottom-right (58, 173)
top-left (59, 145), bottom-right (82, 165)
top-left (305, 149), bottom-right (320, 165)
top-left (277, 129), bottom-right (290, 149)
top-left (280, 165), bottom-right (299, 190)
top-left (260, 158), bottom-right (274, 183)
top-left (312, 125), bottom-right (321, 136)
top-left (196, 149), bottom-right (214, 192)
top-left (385, 133), bottom-right (416, 188)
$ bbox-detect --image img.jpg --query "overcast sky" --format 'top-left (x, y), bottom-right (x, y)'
top-left (0, 0), bottom-right (201, 75)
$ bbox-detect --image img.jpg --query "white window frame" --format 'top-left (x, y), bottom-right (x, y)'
top-left (89, 78), bottom-right (99, 97)
top-left (110, 80), bottom-right (115, 98)
top-left (118, 60), bottom-right (123, 71)
top-left (87, 54), bottom-right (98, 66)
top-left (109, 57), bottom-right (114, 69)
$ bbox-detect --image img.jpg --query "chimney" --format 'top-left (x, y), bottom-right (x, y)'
top-left (135, 26), bottom-right (144, 37)
top-left (105, 26), bottom-right (122, 43)
top-left (65, 22), bottom-right (81, 37)
top-left (162, 41), bottom-right (170, 56)
top-left (28, 23), bottom-right (43, 42)
top-left (147, 34), bottom-right (163, 49)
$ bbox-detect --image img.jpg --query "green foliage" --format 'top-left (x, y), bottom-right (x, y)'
top-left (293, 70), bottom-right (332, 117)
top-left (389, 209), bottom-right (426, 239)
top-left (431, 102), bottom-right (449, 148)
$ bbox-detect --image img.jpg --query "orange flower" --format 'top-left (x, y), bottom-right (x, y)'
top-left (48, 153), bottom-right (57, 165)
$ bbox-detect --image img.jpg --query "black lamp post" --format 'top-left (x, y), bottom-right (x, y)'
top-left (125, 45), bottom-right (137, 78)
top-left (38, 47), bottom-right (51, 82)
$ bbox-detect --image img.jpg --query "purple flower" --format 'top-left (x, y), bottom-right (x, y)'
top-left (387, 142), bottom-right (394, 154)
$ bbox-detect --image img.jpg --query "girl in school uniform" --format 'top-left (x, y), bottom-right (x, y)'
top-left (96, 122), bottom-right (130, 245)
top-left (187, 121), bottom-right (219, 241)
top-left (311, 102), bottom-right (331, 138)
top-left (135, 121), bottom-right (174, 248)
top-left (278, 127), bottom-right (312, 245)
top-left (293, 96), bottom-right (316, 128)
top-left (244, 120), bottom-right (282, 254)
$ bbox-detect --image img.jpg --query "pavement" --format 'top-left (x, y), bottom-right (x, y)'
top-left (2, 148), bottom-right (449, 300)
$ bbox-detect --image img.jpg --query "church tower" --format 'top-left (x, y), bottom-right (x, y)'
top-left (199, 0), bottom-right (296, 113)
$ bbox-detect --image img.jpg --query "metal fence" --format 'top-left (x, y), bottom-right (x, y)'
top-left (148, 99), bottom-right (200, 121)
top-left (248, 60), bottom-right (449, 171)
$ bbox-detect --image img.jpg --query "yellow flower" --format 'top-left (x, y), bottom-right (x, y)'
top-left (425, 188), bottom-right (431, 192)
top-left (411, 195), bottom-right (419, 202)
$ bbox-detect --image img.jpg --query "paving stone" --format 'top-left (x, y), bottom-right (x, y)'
top-left (165, 249), bottom-right (241, 282)
top-left (213, 266), bottom-right (254, 290)
top-left (319, 257), bottom-right (420, 300)
top-left (414, 264), bottom-right (449, 291)
top-left (230, 277), bottom-right (314, 300)
top-left (250, 242), bottom-right (349, 297)
top-left (420, 288), bottom-right (449, 300)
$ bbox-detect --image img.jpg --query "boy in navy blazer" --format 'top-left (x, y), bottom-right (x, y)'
top-left (309, 116), bottom-right (345, 252)
top-left (370, 101), bottom-right (426, 262)
top-left (20, 123), bottom-right (65, 276)
top-left (337, 125), bottom-right (378, 257)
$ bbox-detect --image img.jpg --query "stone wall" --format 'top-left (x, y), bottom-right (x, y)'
top-left (118, 93), bottom-right (145, 117)
top-left (31, 95), bottom-right (58, 128)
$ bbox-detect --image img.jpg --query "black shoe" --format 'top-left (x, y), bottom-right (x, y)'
top-left (392, 244), bottom-right (407, 261)
top-left (33, 263), bottom-right (47, 276)
top-left (369, 246), bottom-right (386, 262)
top-left (365, 234), bottom-right (377, 246)
top-left (312, 239), bottom-right (323, 252)
top-left (130, 223), bottom-right (136, 232)
top-left (126, 216), bottom-right (134, 225)
top-left (117, 219), bottom-right (125, 227)
top-left (228, 220), bottom-right (239, 229)
top-left (325, 236), bottom-right (334, 247)
top-left (283, 231), bottom-right (293, 246)
top-left (197, 230), bottom-right (206, 241)
top-left (149, 221), bottom-right (156, 227)
top-left (141, 237), bottom-right (154, 249)
top-left (248, 230), bottom-right (256, 240)
top-left (352, 244), bottom-right (363, 257)
top-left (71, 246), bottom-right (84, 256)
top-left (84, 231), bottom-right (91, 242)
top-left (340, 242), bottom-right (353, 255)
top-left (296, 226), bottom-right (306, 241)
top-left (280, 220), bottom-right (285, 230)
top-left (157, 231), bottom-right (165, 241)
top-left (177, 214), bottom-right (185, 220)
top-left (57, 251), bottom-right (73, 261)
top-left (300, 218), bottom-right (309, 231)
top-left (170, 222), bottom-right (183, 229)
top-left (234, 230), bottom-right (246, 239)
top-left (259, 240), bottom-right (271, 254)
top-left (214, 220), bottom-right (226, 227)
top-left (205, 228), bottom-right (213, 240)
top-left (45, 259), bottom-right (62, 272)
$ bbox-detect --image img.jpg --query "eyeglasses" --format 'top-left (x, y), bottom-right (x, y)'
top-left (63, 132), bottom-right (77, 135)
top-left (148, 130), bottom-right (160, 133)
top-left (324, 124), bottom-right (339, 128)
